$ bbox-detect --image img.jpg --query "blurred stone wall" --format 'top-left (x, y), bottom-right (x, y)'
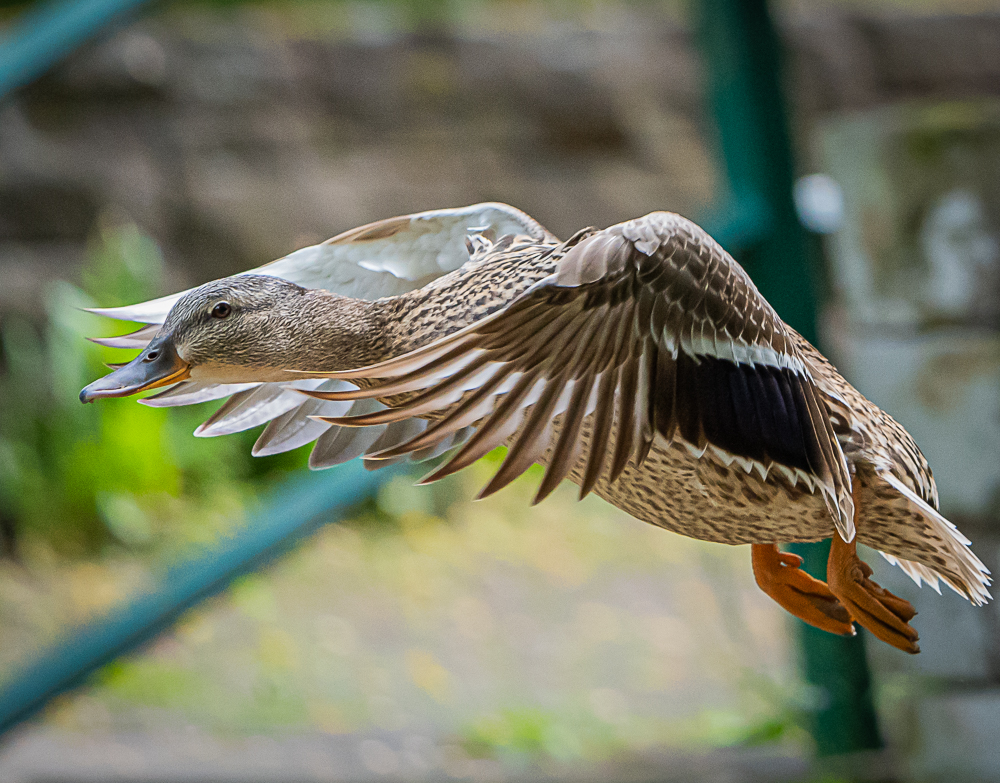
top-left (786, 11), bottom-right (1000, 782)
top-left (4, 5), bottom-right (1000, 317)
top-left (789, 11), bottom-right (1000, 115)
top-left (0, 4), bottom-right (713, 314)
top-left (3, 5), bottom-right (1000, 778)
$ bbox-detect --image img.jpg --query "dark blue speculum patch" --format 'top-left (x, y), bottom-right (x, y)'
top-left (655, 352), bottom-right (819, 476)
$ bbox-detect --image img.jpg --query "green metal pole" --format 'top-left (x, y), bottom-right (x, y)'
top-left (692, 0), bottom-right (882, 756)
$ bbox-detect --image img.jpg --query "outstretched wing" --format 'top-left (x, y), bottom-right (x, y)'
top-left (86, 203), bottom-right (552, 465)
top-left (302, 211), bottom-right (857, 541)
top-left (88, 202), bottom-right (553, 323)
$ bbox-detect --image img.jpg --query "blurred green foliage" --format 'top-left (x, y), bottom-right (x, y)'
top-left (457, 692), bottom-right (804, 763)
top-left (0, 220), bottom-right (302, 559)
top-left (460, 706), bottom-right (615, 761)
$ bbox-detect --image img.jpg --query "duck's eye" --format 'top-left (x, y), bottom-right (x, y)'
top-left (211, 302), bottom-right (232, 319)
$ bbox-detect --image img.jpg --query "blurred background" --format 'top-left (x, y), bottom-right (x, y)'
top-left (0, 0), bottom-right (999, 780)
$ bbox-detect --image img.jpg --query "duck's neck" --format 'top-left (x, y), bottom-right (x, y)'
top-left (279, 290), bottom-right (394, 375)
top-left (185, 290), bottom-right (396, 385)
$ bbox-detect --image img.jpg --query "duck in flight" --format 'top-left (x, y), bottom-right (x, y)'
top-left (80, 203), bottom-right (991, 653)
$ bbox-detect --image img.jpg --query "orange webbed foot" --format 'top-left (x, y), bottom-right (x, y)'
top-left (752, 543), bottom-right (855, 637)
top-left (827, 532), bottom-right (920, 654)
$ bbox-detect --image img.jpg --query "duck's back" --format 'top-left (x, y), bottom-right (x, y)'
top-left (383, 233), bottom-right (570, 355)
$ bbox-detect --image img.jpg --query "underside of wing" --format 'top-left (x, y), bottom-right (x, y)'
top-left (257, 202), bottom-right (555, 298)
top-left (299, 211), bottom-right (856, 540)
top-left (83, 203), bottom-right (547, 461)
top-left (86, 203), bottom-right (554, 325)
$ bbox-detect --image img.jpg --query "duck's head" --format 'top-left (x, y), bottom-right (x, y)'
top-left (80, 274), bottom-right (374, 403)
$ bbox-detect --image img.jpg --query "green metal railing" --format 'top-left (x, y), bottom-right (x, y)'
top-left (0, 461), bottom-right (398, 735)
top-left (0, 0), bottom-right (156, 98)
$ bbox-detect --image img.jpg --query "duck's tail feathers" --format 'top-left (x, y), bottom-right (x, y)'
top-left (878, 471), bottom-right (992, 606)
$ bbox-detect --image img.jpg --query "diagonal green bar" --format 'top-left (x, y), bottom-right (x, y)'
top-left (693, 0), bottom-right (883, 757)
top-left (0, 0), bottom-right (157, 100)
top-left (0, 460), bottom-right (398, 737)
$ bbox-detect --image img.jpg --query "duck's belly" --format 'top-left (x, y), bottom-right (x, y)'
top-left (533, 429), bottom-right (952, 574)
top-left (534, 427), bottom-right (836, 546)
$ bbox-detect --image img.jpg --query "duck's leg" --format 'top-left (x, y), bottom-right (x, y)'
top-left (826, 478), bottom-right (920, 654)
top-left (751, 544), bottom-right (855, 635)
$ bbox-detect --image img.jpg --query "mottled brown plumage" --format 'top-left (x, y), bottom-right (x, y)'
top-left (80, 206), bottom-right (991, 653)
top-left (303, 212), bottom-right (991, 650)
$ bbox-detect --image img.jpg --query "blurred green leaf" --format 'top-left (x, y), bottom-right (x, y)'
top-left (0, 218), bottom-right (297, 559)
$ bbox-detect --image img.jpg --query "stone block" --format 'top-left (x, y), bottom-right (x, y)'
top-left (912, 689), bottom-right (1000, 783)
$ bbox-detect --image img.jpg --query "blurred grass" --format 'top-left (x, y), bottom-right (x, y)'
top-left (26, 452), bottom-right (811, 761)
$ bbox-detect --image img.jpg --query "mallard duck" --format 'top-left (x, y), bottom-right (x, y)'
top-left (81, 203), bottom-right (991, 653)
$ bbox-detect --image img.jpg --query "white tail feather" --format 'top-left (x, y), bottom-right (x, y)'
top-left (878, 471), bottom-right (991, 605)
top-left (879, 552), bottom-right (943, 595)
